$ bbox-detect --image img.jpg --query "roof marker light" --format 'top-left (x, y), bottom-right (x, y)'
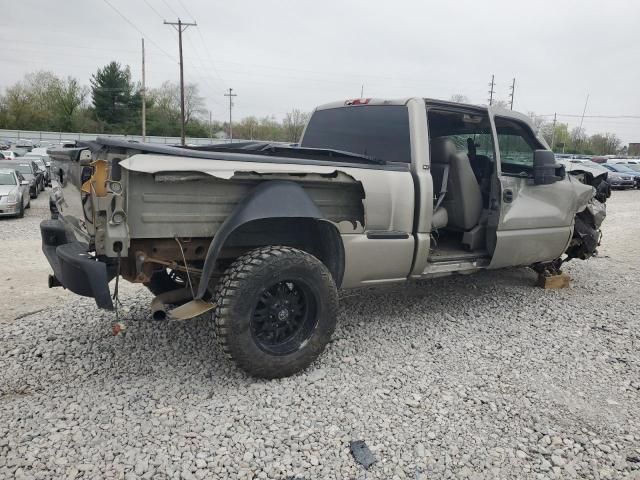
top-left (345, 98), bottom-right (371, 106)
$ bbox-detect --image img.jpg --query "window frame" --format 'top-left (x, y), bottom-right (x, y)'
top-left (494, 116), bottom-right (544, 178)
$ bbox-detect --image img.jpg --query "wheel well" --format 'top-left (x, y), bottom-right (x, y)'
top-left (222, 218), bottom-right (345, 287)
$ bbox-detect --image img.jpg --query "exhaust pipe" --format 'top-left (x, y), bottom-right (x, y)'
top-left (150, 288), bottom-right (192, 321)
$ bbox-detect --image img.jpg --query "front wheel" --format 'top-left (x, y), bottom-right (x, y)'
top-left (214, 246), bottom-right (338, 378)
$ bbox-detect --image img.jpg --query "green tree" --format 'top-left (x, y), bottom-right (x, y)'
top-left (588, 132), bottom-right (621, 155)
top-left (90, 62), bottom-right (140, 131)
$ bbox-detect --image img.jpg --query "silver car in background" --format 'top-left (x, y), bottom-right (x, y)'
top-left (0, 168), bottom-right (30, 218)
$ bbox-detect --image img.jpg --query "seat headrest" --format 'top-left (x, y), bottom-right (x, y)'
top-left (430, 138), bottom-right (458, 164)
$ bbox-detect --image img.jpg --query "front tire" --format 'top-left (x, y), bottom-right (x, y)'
top-left (17, 200), bottom-right (24, 218)
top-left (214, 246), bottom-right (338, 378)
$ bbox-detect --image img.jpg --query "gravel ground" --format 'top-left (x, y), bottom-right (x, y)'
top-left (1, 190), bottom-right (639, 480)
top-left (0, 192), bottom-right (72, 322)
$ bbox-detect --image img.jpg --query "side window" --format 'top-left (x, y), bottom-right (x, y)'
top-left (495, 117), bottom-right (540, 175)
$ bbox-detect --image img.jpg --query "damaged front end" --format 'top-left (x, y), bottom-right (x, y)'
top-left (564, 169), bottom-right (610, 262)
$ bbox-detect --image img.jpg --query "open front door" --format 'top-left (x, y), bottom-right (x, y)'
top-left (488, 111), bottom-right (578, 269)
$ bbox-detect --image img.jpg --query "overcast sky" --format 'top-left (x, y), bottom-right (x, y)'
top-left (3, 0), bottom-right (640, 143)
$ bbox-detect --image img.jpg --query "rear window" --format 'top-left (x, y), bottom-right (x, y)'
top-left (14, 164), bottom-right (32, 174)
top-left (301, 105), bottom-right (411, 163)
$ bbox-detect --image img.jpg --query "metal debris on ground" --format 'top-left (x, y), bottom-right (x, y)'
top-left (349, 440), bottom-right (377, 469)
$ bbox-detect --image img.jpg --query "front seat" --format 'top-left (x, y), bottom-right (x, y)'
top-left (430, 138), bottom-right (482, 231)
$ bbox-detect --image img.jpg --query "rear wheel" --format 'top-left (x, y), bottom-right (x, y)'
top-left (214, 246), bottom-right (338, 378)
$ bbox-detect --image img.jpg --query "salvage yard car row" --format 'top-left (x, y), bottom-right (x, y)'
top-left (0, 140), bottom-right (57, 217)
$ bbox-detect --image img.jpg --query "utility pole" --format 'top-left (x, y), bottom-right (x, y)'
top-left (488, 74), bottom-right (495, 106)
top-left (209, 111), bottom-right (213, 140)
top-left (360, 84), bottom-right (364, 98)
top-left (164, 18), bottom-right (197, 146)
top-left (577, 94), bottom-right (590, 151)
top-left (141, 38), bottom-right (146, 142)
top-left (224, 88), bottom-right (237, 142)
top-left (551, 113), bottom-right (557, 151)
top-left (508, 78), bottom-right (516, 110)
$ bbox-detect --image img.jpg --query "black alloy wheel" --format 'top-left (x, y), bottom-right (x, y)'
top-left (214, 246), bottom-right (338, 378)
top-left (251, 279), bottom-right (318, 355)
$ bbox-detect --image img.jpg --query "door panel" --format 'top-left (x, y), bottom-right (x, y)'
top-left (488, 114), bottom-right (576, 268)
top-left (499, 175), bottom-right (577, 230)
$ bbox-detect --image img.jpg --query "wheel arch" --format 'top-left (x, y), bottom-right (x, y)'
top-left (196, 180), bottom-right (345, 299)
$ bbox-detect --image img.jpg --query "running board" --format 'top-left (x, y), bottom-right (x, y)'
top-left (167, 299), bottom-right (216, 321)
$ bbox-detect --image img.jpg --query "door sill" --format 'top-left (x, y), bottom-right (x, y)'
top-left (428, 249), bottom-right (489, 263)
top-left (417, 257), bottom-right (491, 278)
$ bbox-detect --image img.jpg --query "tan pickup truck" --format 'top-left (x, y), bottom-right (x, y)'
top-left (43, 98), bottom-right (609, 378)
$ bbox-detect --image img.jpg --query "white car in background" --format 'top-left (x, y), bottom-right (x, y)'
top-left (1, 150), bottom-right (18, 160)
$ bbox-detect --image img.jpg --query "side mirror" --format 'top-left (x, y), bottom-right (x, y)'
top-left (533, 150), bottom-right (564, 185)
top-left (79, 149), bottom-right (92, 166)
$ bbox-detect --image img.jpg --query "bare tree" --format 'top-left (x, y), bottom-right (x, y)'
top-left (282, 109), bottom-right (309, 143)
top-left (527, 111), bottom-right (547, 134)
top-left (449, 94), bottom-right (469, 104)
top-left (570, 126), bottom-right (587, 150)
top-left (151, 81), bottom-right (206, 125)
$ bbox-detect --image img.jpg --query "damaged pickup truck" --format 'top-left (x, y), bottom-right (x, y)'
top-left (43, 98), bottom-right (608, 378)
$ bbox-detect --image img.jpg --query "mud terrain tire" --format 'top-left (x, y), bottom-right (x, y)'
top-left (214, 246), bottom-right (338, 378)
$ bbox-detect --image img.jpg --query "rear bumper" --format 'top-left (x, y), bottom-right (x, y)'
top-left (40, 219), bottom-right (115, 309)
top-left (609, 180), bottom-right (635, 188)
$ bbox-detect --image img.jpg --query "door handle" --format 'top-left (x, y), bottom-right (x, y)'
top-left (503, 189), bottom-right (514, 203)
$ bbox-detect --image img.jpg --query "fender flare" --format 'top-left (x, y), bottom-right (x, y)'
top-left (196, 180), bottom-right (324, 299)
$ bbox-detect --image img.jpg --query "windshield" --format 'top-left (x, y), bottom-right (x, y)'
top-left (0, 172), bottom-right (16, 185)
top-left (609, 164), bottom-right (635, 173)
top-left (12, 164), bottom-right (32, 174)
top-left (301, 105), bottom-right (411, 163)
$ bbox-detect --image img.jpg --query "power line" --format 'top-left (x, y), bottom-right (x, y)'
top-left (142, 0), bottom-right (165, 20)
top-left (176, 0), bottom-right (195, 20)
top-left (194, 28), bottom-right (228, 87)
top-left (160, 0), bottom-right (181, 18)
top-left (101, 0), bottom-right (175, 62)
top-left (541, 113), bottom-right (640, 119)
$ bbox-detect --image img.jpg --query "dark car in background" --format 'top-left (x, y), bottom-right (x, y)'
top-left (602, 163), bottom-right (640, 189)
top-left (24, 155), bottom-right (50, 188)
top-left (2, 160), bottom-right (40, 198)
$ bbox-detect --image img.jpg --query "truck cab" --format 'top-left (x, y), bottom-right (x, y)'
top-left (300, 97), bottom-right (598, 281)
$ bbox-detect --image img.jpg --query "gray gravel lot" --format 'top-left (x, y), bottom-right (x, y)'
top-left (1, 191), bottom-right (639, 480)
